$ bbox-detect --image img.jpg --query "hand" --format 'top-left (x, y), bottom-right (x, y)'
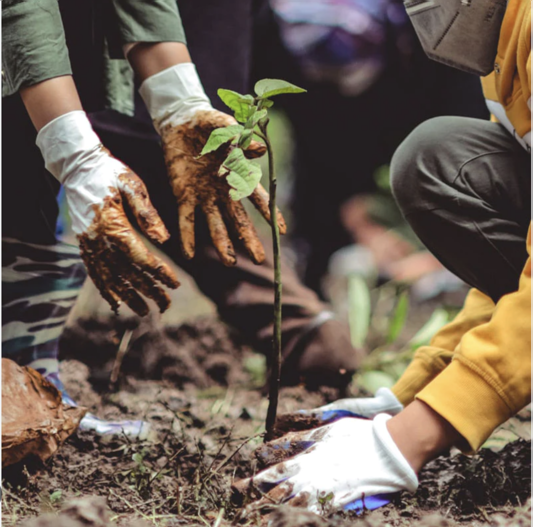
top-left (36, 111), bottom-right (180, 316)
top-left (140, 63), bottom-right (286, 266)
top-left (235, 415), bottom-right (417, 515)
top-left (275, 388), bottom-right (403, 436)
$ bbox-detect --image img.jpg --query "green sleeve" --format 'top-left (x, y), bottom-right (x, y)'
top-left (2, 0), bottom-right (72, 97)
top-left (107, 0), bottom-right (186, 58)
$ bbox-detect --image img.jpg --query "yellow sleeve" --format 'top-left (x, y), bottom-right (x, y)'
top-left (392, 289), bottom-right (495, 406)
top-left (417, 227), bottom-right (531, 453)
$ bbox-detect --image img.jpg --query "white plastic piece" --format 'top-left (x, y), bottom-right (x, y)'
top-left (139, 63), bottom-right (212, 133)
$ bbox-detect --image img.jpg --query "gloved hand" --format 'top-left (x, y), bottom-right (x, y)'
top-left (139, 63), bottom-right (286, 266)
top-left (235, 415), bottom-right (418, 514)
top-left (36, 111), bottom-right (180, 316)
top-left (275, 388), bottom-right (403, 436)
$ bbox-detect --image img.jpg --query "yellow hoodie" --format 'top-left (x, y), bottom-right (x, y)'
top-left (482, 0), bottom-right (531, 150)
top-left (392, 0), bottom-right (531, 453)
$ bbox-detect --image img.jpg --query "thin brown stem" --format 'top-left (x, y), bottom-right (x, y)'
top-left (261, 121), bottom-right (282, 442)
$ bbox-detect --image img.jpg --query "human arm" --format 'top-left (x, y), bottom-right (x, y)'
top-left (415, 227), bottom-right (531, 452)
top-left (19, 76), bottom-right (180, 315)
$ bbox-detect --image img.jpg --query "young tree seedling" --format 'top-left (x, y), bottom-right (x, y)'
top-left (200, 79), bottom-right (306, 441)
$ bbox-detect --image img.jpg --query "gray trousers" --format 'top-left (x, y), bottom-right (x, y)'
top-left (391, 116), bottom-right (531, 303)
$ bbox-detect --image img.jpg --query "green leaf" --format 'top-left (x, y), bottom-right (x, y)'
top-left (409, 308), bottom-right (450, 349)
top-left (132, 453), bottom-right (144, 465)
top-left (358, 371), bottom-right (396, 394)
top-left (245, 109), bottom-right (268, 130)
top-left (347, 274), bottom-right (371, 348)
top-left (254, 79), bottom-right (306, 99)
top-left (318, 491), bottom-right (334, 504)
top-left (217, 89), bottom-right (256, 123)
top-left (387, 290), bottom-right (409, 344)
top-left (238, 129), bottom-right (253, 149)
top-left (259, 98), bottom-right (274, 109)
top-left (200, 125), bottom-right (244, 156)
top-left (49, 490), bottom-right (62, 504)
top-left (221, 148), bottom-right (262, 201)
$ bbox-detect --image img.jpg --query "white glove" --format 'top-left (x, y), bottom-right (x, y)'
top-left (276, 387), bottom-right (403, 435)
top-left (138, 63), bottom-right (284, 266)
top-left (36, 111), bottom-right (179, 315)
top-left (139, 62), bottom-right (212, 132)
top-left (238, 415), bottom-right (418, 514)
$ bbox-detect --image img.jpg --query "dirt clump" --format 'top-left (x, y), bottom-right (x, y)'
top-left (273, 412), bottom-right (322, 439)
top-left (403, 439), bottom-right (531, 519)
top-left (59, 315), bottom-right (252, 389)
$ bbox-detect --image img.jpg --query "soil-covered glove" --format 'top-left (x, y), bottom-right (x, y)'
top-left (235, 415), bottom-right (417, 514)
top-left (36, 111), bottom-right (180, 316)
top-left (275, 388), bottom-right (403, 436)
top-left (139, 63), bottom-right (286, 266)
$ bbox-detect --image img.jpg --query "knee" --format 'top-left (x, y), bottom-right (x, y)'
top-left (390, 116), bottom-right (455, 216)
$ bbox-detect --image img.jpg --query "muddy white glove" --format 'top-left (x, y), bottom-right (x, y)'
top-left (139, 63), bottom-right (285, 266)
top-left (236, 415), bottom-right (418, 514)
top-left (36, 111), bottom-right (179, 316)
top-left (276, 388), bottom-right (403, 435)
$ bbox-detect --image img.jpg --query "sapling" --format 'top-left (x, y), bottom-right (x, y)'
top-left (200, 79), bottom-right (306, 440)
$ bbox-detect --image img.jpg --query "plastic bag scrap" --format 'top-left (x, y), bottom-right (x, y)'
top-left (2, 358), bottom-right (87, 467)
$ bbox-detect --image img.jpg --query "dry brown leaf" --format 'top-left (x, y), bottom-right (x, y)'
top-left (2, 358), bottom-right (87, 467)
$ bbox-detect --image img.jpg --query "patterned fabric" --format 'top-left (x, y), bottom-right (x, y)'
top-left (271, 0), bottom-right (412, 96)
top-left (2, 238), bottom-right (86, 364)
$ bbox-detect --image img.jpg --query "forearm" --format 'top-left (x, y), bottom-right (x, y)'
top-left (20, 76), bottom-right (83, 132)
top-left (386, 399), bottom-right (463, 473)
top-left (125, 42), bottom-right (191, 82)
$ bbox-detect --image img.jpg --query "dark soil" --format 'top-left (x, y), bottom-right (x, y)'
top-left (59, 315), bottom-right (253, 391)
top-left (2, 315), bottom-right (531, 527)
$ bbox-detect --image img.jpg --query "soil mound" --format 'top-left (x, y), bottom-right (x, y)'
top-left (59, 315), bottom-right (252, 389)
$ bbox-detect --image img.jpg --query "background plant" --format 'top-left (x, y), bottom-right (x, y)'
top-left (200, 79), bottom-right (306, 440)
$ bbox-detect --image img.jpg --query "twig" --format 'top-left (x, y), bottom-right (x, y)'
top-left (110, 328), bottom-right (133, 388)
top-left (261, 121), bottom-right (282, 442)
top-left (214, 507), bottom-right (225, 527)
top-left (213, 432), bottom-right (263, 474)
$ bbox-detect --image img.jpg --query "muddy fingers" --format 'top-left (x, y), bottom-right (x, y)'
top-left (112, 251), bottom-right (172, 313)
top-left (248, 184), bottom-right (287, 235)
top-left (202, 202), bottom-right (236, 266)
top-left (178, 199), bottom-right (197, 260)
top-left (119, 171), bottom-right (170, 245)
top-left (244, 140), bottom-right (267, 159)
top-left (226, 199), bottom-right (266, 264)
top-left (98, 250), bottom-right (150, 316)
top-left (79, 237), bottom-right (121, 314)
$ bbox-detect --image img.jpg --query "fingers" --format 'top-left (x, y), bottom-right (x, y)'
top-left (248, 184), bottom-right (287, 235)
top-left (98, 249), bottom-right (150, 316)
top-left (201, 202), bottom-right (236, 266)
top-left (255, 429), bottom-right (325, 468)
top-left (234, 459), bottom-right (301, 504)
top-left (119, 171), bottom-right (171, 245)
top-left (225, 199), bottom-right (266, 264)
top-left (79, 237), bottom-right (121, 314)
top-left (107, 224), bottom-right (180, 290)
top-left (255, 481), bottom-right (296, 507)
top-left (108, 273), bottom-right (150, 317)
top-left (112, 250), bottom-right (172, 313)
top-left (244, 140), bottom-right (267, 159)
top-left (178, 199), bottom-right (196, 260)
top-left (79, 235), bottom-right (150, 316)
